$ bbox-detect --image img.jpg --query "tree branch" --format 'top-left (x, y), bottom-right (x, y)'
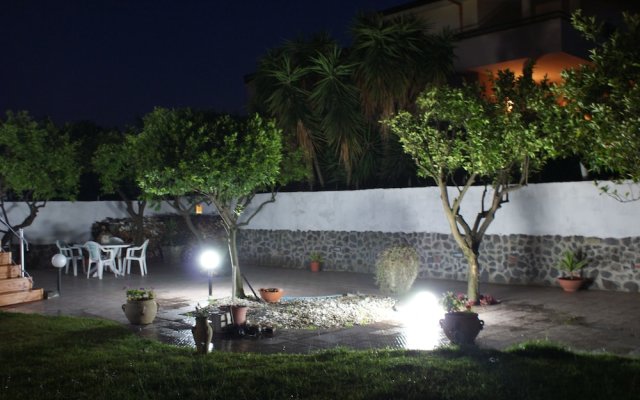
top-left (237, 190), bottom-right (277, 228)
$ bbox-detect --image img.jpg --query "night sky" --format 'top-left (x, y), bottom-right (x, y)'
top-left (1, 0), bottom-right (409, 129)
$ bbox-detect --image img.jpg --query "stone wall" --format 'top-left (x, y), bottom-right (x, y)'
top-left (237, 229), bottom-right (640, 292)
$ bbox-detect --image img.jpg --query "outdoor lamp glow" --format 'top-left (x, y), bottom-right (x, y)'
top-left (199, 249), bottom-right (220, 297)
top-left (199, 249), bottom-right (220, 271)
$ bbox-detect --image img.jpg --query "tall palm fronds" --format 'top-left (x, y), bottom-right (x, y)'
top-left (253, 14), bottom-right (455, 188)
top-left (350, 13), bottom-right (455, 134)
top-left (253, 45), bottom-right (321, 186)
top-left (309, 45), bottom-right (364, 184)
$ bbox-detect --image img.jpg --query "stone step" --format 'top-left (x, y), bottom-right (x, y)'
top-left (0, 288), bottom-right (44, 307)
top-left (0, 264), bottom-right (21, 280)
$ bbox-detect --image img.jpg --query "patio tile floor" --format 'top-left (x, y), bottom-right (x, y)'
top-left (3, 260), bottom-right (639, 357)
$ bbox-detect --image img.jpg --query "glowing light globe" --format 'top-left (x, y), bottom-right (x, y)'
top-left (51, 253), bottom-right (67, 269)
top-left (199, 249), bottom-right (220, 271)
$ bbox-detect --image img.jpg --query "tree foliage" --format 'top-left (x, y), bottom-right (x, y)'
top-left (0, 111), bottom-right (80, 244)
top-left (93, 132), bottom-right (150, 245)
top-left (386, 62), bottom-right (560, 300)
top-left (133, 108), bottom-right (299, 299)
top-left (252, 14), bottom-right (454, 189)
top-left (552, 11), bottom-right (640, 198)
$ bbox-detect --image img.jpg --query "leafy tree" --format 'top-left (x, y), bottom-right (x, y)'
top-left (0, 111), bottom-right (80, 245)
top-left (93, 132), bottom-right (149, 245)
top-left (553, 11), bottom-right (640, 199)
top-left (133, 108), bottom-right (300, 299)
top-left (386, 62), bottom-right (560, 301)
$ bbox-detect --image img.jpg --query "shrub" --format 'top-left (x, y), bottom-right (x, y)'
top-left (375, 245), bottom-right (419, 295)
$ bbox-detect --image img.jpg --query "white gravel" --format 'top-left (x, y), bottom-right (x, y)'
top-left (207, 294), bottom-right (398, 329)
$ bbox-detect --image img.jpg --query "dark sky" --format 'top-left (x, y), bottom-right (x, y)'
top-left (0, 0), bottom-right (409, 128)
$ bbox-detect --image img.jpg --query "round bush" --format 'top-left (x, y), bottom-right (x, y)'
top-left (375, 245), bottom-right (419, 295)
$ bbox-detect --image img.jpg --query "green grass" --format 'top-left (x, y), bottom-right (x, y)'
top-left (1, 312), bottom-right (638, 399)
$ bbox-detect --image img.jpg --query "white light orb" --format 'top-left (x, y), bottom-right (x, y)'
top-left (199, 249), bottom-right (220, 271)
top-left (51, 253), bottom-right (67, 268)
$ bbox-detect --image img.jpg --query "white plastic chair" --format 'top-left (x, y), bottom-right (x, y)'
top-left (55, 240), bottom-right (85, 276)
top-left (124, 239), bottom-right (149, 276)
top-left (84, 241), bottom-right (118, 279)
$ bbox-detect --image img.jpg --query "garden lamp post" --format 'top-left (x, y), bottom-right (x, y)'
top-left (199, 249), bottom-right (220, 298)
top-left (49, 253), bottom-right (67, 298)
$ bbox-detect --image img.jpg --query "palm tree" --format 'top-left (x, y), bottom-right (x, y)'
top-left (309, 44), bottom-right (365, 185)
top-left (350, 13), bottom-right (455, 135)
top-left (253, 14), bottom-right (456, 189)
top-left (252, 34), bottom-right (335, 188)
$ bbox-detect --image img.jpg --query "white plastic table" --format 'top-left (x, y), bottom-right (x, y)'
top-left (101, 244), bottom-right (131, 275)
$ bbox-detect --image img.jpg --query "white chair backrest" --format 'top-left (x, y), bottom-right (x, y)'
top-left (84, 241), bottom-right (101, 260)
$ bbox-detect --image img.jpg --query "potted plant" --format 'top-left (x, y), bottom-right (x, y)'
top-left (439, 291), bottom-right (484, 345)
top-left (191, 303), bottom-right (213, 354)
top-left (556, 248), bottom-right (588, 292)
top-left (122, 288), bottom-right (159, 325)
top-left (218, 302), bottom-right (249, 326)
top-left (259, 287), bottom-right (284, 303)
top-left (309, 252), bottom-right (323, 272)
top-left (374, 245), bottom-right (419, 295)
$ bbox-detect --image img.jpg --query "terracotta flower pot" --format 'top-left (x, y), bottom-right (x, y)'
top-left (439, 312), bottom-right (484, 345)
top-left (557, 277), bottom-right (584, 292)
top-left (310, 261), bottom-right (321, 272)
top-left (260, 288), bottom-right (284, 303)
top-left (122, 299), bottom-right (159, 325)
top-left (230, 305), bottom-right (248, 325)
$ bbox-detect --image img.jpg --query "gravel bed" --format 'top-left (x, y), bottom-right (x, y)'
top-left (205, 294), bottom-right (398, 329)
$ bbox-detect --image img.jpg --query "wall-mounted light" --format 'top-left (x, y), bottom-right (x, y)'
top-left (195, 204), bottom-right (203, 215)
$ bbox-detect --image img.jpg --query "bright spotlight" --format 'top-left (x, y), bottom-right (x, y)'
top-left (396, 290), bottom-right (443, 350)
top-left (199, 249), bottom-right (220, 271)
top-left (199, 249), bottom-right (220, 298)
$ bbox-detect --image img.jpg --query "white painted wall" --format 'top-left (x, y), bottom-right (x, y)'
top-left (8, 181), bottom-right (640, 244)
top-left (241, 181), bottom-right (640, 238)
top-left (3, 201), bottom-right (217, 245)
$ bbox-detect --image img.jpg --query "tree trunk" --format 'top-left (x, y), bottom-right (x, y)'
top-left (464, 249), bottom-right (480, 302)
top-left (227, 228), bottom-right (245, 300)
top-left (131, 211), bottom-right (145, 245)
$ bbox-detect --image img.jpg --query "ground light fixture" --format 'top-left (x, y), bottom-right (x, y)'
top-left (396, 290), bottom-right (443, 350)
top-left (199, 249), bottom-right (221, 298)
top-left (48, 253), bottom-right (67, 298)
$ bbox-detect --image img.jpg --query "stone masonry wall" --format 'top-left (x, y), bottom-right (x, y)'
top-left (237, 229), bottom-right (640, 292)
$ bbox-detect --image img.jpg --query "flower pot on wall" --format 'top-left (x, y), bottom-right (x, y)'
top-left (122, 299), bottom-right (159, 325)
top-left (439, 312), bottom-right (484, 345)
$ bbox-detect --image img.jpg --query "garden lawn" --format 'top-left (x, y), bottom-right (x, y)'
top-left (1, 312), bottom-right (638, 400)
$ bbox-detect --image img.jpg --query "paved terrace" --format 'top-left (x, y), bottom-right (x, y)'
top-left (3, 260), bottom-right (639, 357)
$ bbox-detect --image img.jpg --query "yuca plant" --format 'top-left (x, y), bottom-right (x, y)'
top-left (375, 245), bottom-right (419, 295)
